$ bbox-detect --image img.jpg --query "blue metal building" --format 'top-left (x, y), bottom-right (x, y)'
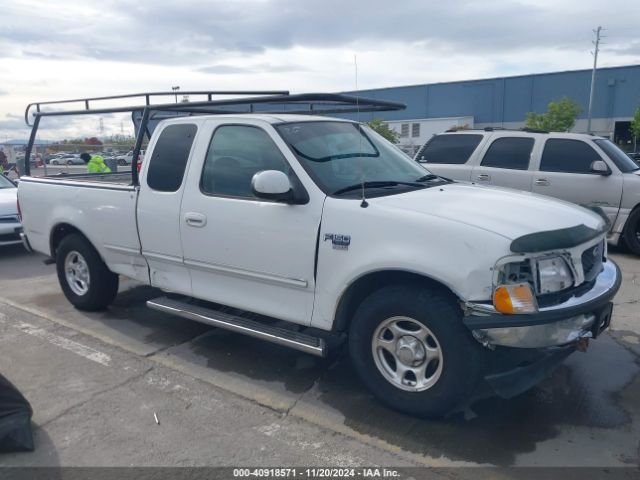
top-left (343, 64), bottom-right (640, 154)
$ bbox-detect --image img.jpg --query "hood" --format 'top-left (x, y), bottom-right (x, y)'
top-left (0, 187), bottom-right (18, 216)
top-left (371, 183), bottom-right (605, 243)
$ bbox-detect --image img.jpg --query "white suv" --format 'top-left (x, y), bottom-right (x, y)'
top-left (415, 129), bottom-right (640, 255)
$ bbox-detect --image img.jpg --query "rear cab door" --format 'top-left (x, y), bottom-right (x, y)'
top-left (470, 132), bottom-right (540, 192)
top-left (137, 119), bottom-right (200, 295)
top-left (415, 132), bottom-right (486, 181)
top-left (531, 136), bottom-right (624, 225)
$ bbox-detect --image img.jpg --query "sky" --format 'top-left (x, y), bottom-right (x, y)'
top-left (0, 0), bottom-right (639, 141)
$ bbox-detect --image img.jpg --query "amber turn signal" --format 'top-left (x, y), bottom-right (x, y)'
top-left (493, 283), bottom-right (538, 314)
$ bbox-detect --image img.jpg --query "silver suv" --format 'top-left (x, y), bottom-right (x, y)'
top-left (415, 129), bottom-right (640, 255)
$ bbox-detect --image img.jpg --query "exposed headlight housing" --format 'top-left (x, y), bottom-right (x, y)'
top-left (535, 256), bottom-right (573, 294)
top-left (493, 254), bottom-right (575, 314)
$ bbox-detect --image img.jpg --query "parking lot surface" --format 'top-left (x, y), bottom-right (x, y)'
top-left (0, 244), bottom-right (638, 467)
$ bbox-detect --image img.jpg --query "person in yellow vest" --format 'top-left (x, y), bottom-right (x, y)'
top-left (80, 153), bottom-right (111, 173)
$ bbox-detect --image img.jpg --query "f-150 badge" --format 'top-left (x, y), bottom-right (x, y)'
top-left (324, 233), bottom-right (351, 250)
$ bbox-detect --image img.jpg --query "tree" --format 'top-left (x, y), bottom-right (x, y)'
top-left (525, 97), bottom-right (582, 132)
top-left (630, 107), bottom-right (640, 151)
top-left (367, 119), bottom-right (399, 144)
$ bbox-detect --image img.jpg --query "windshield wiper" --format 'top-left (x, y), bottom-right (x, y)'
top-left (415, 173), bottom-right (452, 182)
top-left (332, 181), bottom-right (425, 196)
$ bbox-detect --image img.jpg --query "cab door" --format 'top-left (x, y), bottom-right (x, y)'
top-left (471, 135), bottom-right (537, 192)
top-left (137, 122), bottom-right (199, 295)
top-left (179, 120), bottom-right (324, 325)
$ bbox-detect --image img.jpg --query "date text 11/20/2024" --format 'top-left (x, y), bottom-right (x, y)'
top-left (233, 468), bottom-right (401, 478)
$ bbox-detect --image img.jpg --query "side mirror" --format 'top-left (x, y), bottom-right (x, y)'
top-left (251, 170), bottom-right (294, 202)
top-left (590, 160), bottom-right (611, 176)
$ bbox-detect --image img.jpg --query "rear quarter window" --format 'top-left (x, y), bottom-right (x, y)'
top-left (147, 124), bottom-right (198, 192)
top-left (416, 134), bottom-right (483, 165)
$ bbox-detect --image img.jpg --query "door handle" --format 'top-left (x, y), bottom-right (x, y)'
top-left (535, 178), bottom-right (550, 186)
top-left (476, 174), bottom-right (491, 181)
top-left (184, 212), bottom-right (207, 227)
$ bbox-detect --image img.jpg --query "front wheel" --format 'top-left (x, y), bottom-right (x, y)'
top-left (118, 159), bottom-right (127, 166)
top-left (56, 234), bottom-right (119, 311)
top-left (349, 284), bottom-right (484, 418)
top-left (623, 208), bottom-right (640, 256)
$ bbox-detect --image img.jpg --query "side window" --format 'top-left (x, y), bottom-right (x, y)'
top-left (147, 124), bottom-right (197, 192)
top-left (416, 134), bottom-right (483, 164)
top-left (540, 139), bottom-right (602, 174)
top-left (201, 125), bottom-right (290, 199)
top-left (480, 137), bottom-right (534, 170)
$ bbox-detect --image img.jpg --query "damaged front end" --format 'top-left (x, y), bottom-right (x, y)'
top-left (461, 224), bottom-right (621, 398)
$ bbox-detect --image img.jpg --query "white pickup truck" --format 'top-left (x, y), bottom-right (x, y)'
top-left (18, 93), bottom-right (621, 418)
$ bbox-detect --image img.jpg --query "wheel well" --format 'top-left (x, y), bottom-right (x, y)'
top-left (50, 223), bottom-right (84, 258)
top-left (332, 270), bottom-right (459, 333)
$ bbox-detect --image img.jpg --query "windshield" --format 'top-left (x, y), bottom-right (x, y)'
top-left (0, 175), bottom-right (16, 189)
top-left (593, 139), bottom-right (640, 173)
top-left (276, 121), bottom-right (435, 197)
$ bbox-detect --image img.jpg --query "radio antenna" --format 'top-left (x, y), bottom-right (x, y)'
top-left (354, 54), bottom-right (368, 208)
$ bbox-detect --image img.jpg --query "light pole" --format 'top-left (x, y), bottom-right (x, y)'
top-left (171, 86), bottom-right (180, 104)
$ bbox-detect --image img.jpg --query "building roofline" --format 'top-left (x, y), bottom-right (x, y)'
top-left (346, 63), bottom-right (640, 93)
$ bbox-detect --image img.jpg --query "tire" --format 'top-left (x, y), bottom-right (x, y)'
top-left (623, 208), bottom-right (640, 256)
top-left (118, 159), bottom-right (127, 166)
top-left (66, 160), bottom-right (74, 165)
top-left (349, 284), bottom-right (484, 418)
top-left (55, 234), bottom-right (119, 311)
top-left (51, 160), bottom-right (59, 165)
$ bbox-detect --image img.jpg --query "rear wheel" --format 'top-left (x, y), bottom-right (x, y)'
top-left (349, 284), bottom-right (484, 418)
top-left (56, 234), bottom-right (119, 311)
top-left (118, 159), bottom-right (127, 166)
top-left (623, 208), bottom-right (640, 256)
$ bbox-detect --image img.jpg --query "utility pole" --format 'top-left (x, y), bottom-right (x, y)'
top-left (171, 86), bottom-right (180, 104)
top-left (587, 26), bottom-right (604, 133)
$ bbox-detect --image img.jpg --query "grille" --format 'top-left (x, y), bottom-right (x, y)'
top-left (581, 241), bottom-right (604, 282)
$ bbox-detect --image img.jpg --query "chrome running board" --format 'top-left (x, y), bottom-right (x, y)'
top-left (147, 296), bottom-right (327, 357)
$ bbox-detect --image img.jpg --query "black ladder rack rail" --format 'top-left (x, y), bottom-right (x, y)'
top-left (23, 91), bottom-right (406, 185)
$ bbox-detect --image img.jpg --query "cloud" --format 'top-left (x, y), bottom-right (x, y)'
top-left (198, 63), bottom-right (307, 74)
top-left (1, 0), bottom-right (638, 66)
top-left (1, 0), bottom-right (639, 139)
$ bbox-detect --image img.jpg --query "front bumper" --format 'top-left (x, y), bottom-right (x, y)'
top-left (464, 260), bottom-right (621, 348)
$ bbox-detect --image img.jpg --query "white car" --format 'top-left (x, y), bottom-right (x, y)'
top-left (19, 108), bottom-right (621, 418)
top-left (415, 129), bottom-right (640, 254)
top-left (0, 175), bottom-right (22, 247)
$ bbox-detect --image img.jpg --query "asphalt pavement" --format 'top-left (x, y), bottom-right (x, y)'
top-left (0, 244), bottom-right (638, 468)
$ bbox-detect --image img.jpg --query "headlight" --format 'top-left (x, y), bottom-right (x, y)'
top-left (536, 256), bottom-right (573, 294)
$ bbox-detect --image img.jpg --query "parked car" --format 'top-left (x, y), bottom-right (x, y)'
top-left (116, 150), bottom-right (144, 166)
top-left (50, 154), bottom-right (84, 166)
top-left (415, 129), bottom-right (640, 255)
top-left (0, 175), bottom-right (22, 247)
top-left (19, 112), bottom-right (621, 418)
